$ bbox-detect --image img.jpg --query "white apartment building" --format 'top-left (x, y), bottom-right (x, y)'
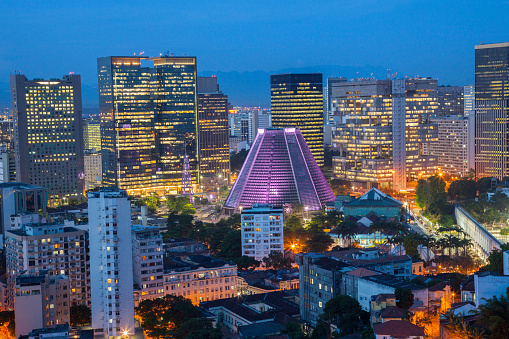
top-left (88, 188), bottom-right (134, 338)
top-left (241, 204), bottom-right (283, 262)
top-left (164, 258), bottom-right (237, 305)
top-left (132, 225), bottom-right (164, 306)
top-left (84, 150), bottom-right (102, 191)
top-left (5, 223), bottom-right (87, 310)
top-left (429, 115), bottom-right (473, 177)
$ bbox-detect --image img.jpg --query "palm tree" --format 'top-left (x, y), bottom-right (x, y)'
top-left (325, 210), bottom-right (342, 229)
top-left (338, 221), bottom-right (358, 247)
top-left (459, 237), bottom-right (473, 257)
top-left (443, 312), bottom-right (486, 339)
top-left (477, 289), bottom-right (509, 339)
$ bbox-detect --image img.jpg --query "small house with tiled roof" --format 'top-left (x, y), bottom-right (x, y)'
top-left (373, 320), bottom-right (425, 339)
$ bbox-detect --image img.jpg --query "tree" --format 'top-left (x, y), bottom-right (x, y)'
top-left (70, 304), bottom-right (91, 326)
top-left (0, 311), bottom-right (15, 339)
top-left (165, 212), bottom-right (195, 239)
top-left (335, 220), bottom-right (358, 247)
top-left (444, 312), bottom-right (486, 339)
top-left (395, 288), bottom-right (414, 309)
top-left (448, 179), bottom-right (477, 201)
top-left (262, 251), bottom-right (292, 270)
top-left (173, 318), bottom-right (221, 339)
top-left (136, 295), bottom-right (201, 339)
top-left (328, 178), bottom-right (350, 196)
top-left (476, 287), bottom-right (509, 339)
top-left (218, 230), bottom-right (242, 260)
top-left (234, 256), bottom-right (260, 270)
top-left (166, 196), bottom-right (196, 214)
top-left (322, 295), bottom-right (363, 335)
top-left (403, 236), bottom-right (419, 258)
top-left (230, 149), bottom-right (249, 172)
top-left (304, 227), bottom-right (334, 253)
top-left (281, 321), bottom-right (308, 339)
top-left (482, 244), bottom-right (509, 275)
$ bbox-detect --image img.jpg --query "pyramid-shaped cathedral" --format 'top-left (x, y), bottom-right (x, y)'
top-left (224, 128), bottom-right (335, 212)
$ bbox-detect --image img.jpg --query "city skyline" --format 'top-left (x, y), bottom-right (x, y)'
top-left (1, 1), bottom-right (508, 108)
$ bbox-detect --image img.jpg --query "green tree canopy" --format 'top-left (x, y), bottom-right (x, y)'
top-left (70, 304), bottom-right (91, 326)
top-left (448, 179), bottom-right (477, 201)
top-left (322, 295), bottom-right (363, 335)
top-left (173, 318), bottom-right (221, 339)
top-left (476, 287), bottom-right (509, 339)
top-left (234, 256), bottom-right (260, 271)
top-left (262, 250), bottom-right (292, 270)
top-left (395, 288), bottom-right (414, 309)
top-left (482, 244), bottom-right (509, 275)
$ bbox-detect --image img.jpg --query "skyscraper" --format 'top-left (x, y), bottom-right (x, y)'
top-left (197, 77), bottom-right (230, 179)
top-left (475, 42), bottom-right (509, 179)
top-left (97, 56), bottom-right (198, 196)
top-left (224, 128), bottom-right (335, 213)
top-left (10, 74), bottom-right (84, 205)
top-left (331, 78), bottom-right (438, 191)
top-left (325, 77), bottom-right (348, 125)
top-left (436, 86), bottom-right (464, 116)
top-left (88, 188), bottom-right (134, 337)
top-left (83, 116), bottom-right (101, 150)
top-left (271, 74), bottom-right (324, 166)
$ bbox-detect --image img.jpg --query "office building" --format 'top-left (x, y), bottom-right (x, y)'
top-left (14, 271), bottom-right (70, 338)
top-left (132, 225), bottom-right (164, 306)
top-left (224, 128), bottom-right (335, 213)
top-left (271, 74), bottom-right (324, 166)
top-left (464, 85), bottom-right (475, 114)
top-left (0, 182), bottom-right (47, 239)
top-left (10, 74), bottom-right (85, 206)
top-left (430, 115), bottom-right (473, 177)
top-left (97, 56), bottom-right (198, 196)
top-left (258, 110), bottom-right (271, 129)
top-left (88, 188), bottom-right (134, 337)
top-left (83, 116), bottom-right (101, 151)
top-left (331, 78), bottom-right (439, 191)
top-left (0, 151), bottom-right (16, 183)
top-left (474, 42), bottom-right (509, 179)
top-left (229, 109), bottom-right (258, 144)
top-left (5, 222), bottom-right (87, 310)
top-left (0, 119), bottom-right (13, 149)
top-left (325, 77), bottom-right (348, 125)
top-left (437, 86), bottom-right (464, 116)
top-left (197, 77), bottom-right (230, 179)
top-left (84, 149), bottom-right (102, 191)
top-left (241, 204), bottom-right (283, 262)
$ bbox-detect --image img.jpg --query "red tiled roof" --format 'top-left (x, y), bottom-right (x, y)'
top-left (374, 320), bottom-right (425, 337)
top-left (347, 267), bottom-right (380, 277)
top-left (380, 306), bottom-right (406, 319)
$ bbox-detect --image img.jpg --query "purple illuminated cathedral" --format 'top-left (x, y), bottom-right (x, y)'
top-left (224, 128), bottom-right (335, 213)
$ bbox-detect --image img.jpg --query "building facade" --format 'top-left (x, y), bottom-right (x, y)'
top-left (0, 119), bottom-right (13, 150)
top-left (5, 223), bottom-right (87, 310)
top-left (14, 271), bottom-right (70, 338)
top-left (97, 56), bottom-right (198, 196)
top-left (331, 78), bottom-right (438, 190)
top-left (429, 115), bottom-right (473, 177)
top-left (474, 42), bottom-right (509, 179)
top-left (197, 77), bottom-right (230, 179)
top-left (83, 116), bottom-right (101, 151)
top-left (325, 77), bottom-right (348, 125)
top-left (84, 150), bottom-right (102, 191)
top-left (271, 74), bottom-right (324, 166)
top-left (88, 188), bottom-right (134, 337)
top-left (241, 204), bottom-right (284, 262)
top-left (132, 225), bottom-right (164, 306)
top-left (437, 86), bottom-right (464, 116)
top-left (10, 74), bottom-right (85, 205)
top-left (0, 151), bottom-right (16, 183)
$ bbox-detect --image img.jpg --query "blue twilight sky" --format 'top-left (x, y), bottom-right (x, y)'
top-left (0, 0), bottom-right (508, 108)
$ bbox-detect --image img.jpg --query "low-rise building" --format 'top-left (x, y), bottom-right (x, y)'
top-left (14, 271), bottom-right (70, 338)
top-left (164, 255), bottom-right (237, 305)
top-left (370, 294), bottom-right (406, 324)
top-left (343, 188), bottom-right (403, 220)
top-left (237, 269), bottom-right (299, 296)
top-left (474, 271), bottom-right (509, 308)
top-left (200, 290), bottom-right (300, 333)
top-left (84, 149), bottom-right (102, 191)
top-left (20, 324), bottom-right (69, 339)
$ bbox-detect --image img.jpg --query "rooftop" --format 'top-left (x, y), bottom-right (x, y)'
top-left (373, 320), bottom-right (425, 337)
top-left (344, 188), bottom-right (402, 208)
top-left (362, 273), bottom-right (427, 291)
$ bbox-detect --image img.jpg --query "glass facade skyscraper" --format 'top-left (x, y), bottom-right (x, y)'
top-left (474, 42), bottom-right (509, 179)
top-left (271, 74), bottom-right (324, 166)
top-left (97, 56), bottom-right (198, 196)
top-left (10, 74), bottom-right (85, 205)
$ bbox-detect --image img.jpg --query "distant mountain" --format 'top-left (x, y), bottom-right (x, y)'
top-left (0, 64), bottom-right (394, 110)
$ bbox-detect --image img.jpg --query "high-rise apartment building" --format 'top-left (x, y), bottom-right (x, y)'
top-left (437, 86), bottom-right (464, 116)
top-left (83, 116), bottom-right (101, 151)
top-left (88, 188), bottom-right (134, 337)
top-left (5, 222), bottom-right (87, 310)
top-left (325, 77), bottom-right (348, 125)
top-left (132, 225), bottom-right (164, 306)
top-left (10, 74), bottom-right (85, 205)
top-left (429, 115), bottom-right (473, 177)
top-left (271, 74), bottom-right (324, 166)
top-left (331, 78), bottom-right (438, 190)
top-left (0, 119), bottom-right (13, 149)
top-left (464, 85), bottom-right (475, 114)
top-left (197, 77), bottom-right (230, 179)
top-left (14, 271), bottom-right (70, 338)
top-left (0, 151), bottom-right (16, 183)
top-left (97, 56), bottom-right (198, 196)
top-left (474, 42), bottom-right (509, 179)
top-left (241, 204), bottom-right (283, 262)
